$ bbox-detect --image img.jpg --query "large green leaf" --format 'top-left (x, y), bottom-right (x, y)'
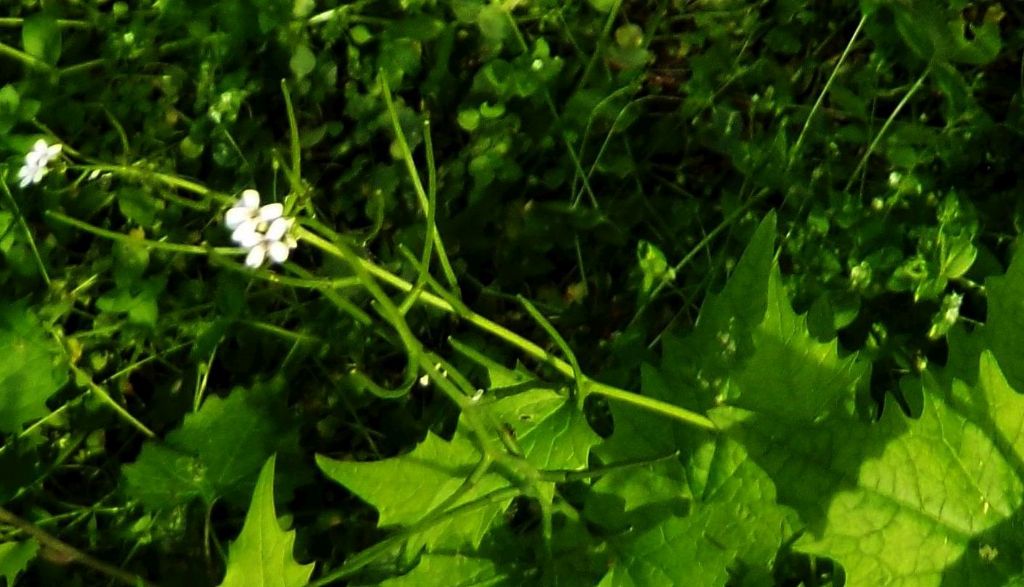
top-left (652, 213), bottom-right (778, 415)
top-left (0, 539), bottom-right (38, 586)
top-left (219, 456), bottom-right (314, 587)
top-left (982, 246), bottom-right (1024, 392)
top-left (597, 436), bottom-right (796, 587)
top-left (317, 387), bottom-right (598, 551)
top-left (318, 430), bottom-right (510, 550)
top-left (21, 14), bottom-right (61, 66)
top-left (123, 384), bottom-right (301, 509)
top-left (0, 302), bottom-right (67, 433)
top-left (723, 267), bottom-right (868, 421)
top-left (717, 351), bottom-right (1024, 586)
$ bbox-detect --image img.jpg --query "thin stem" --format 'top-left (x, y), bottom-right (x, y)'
top-left (0, 17), bottom-right (90, 29)
top-left (518, 294), bottom-right (585, 405)
top-left (0, 507), bottom-right (158, 587)
top-left (59, 59), bottom-right (106, 77)
top-left (69, 164), bottom-right (233, 205)
top-left (298, 228), bottom-right (424, 399)
top-left (843, 67), bottom-right (929, 192)
top-left (0, 175), bottom-right (50, 285)
top-left (789, 15), bottom-right (866, 169)
top-left (299, 226), bottom-right (717, 433)
top-left (46, 211), bottom-right (242, 256)
top-left (282, 80), bottom-right (302, 192)
top-left (0, 41), bottom-right (53, 72)
top-left (588, 380), bottom-right (715, 431)
top-left (379, 76), bottom-right (459, 291)
top-left (69, 363), bottom-right (156, 439)
top-left (626, 192), bottom-right (765, 329)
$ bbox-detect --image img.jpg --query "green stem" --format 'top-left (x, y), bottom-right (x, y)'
top-left (70, 164), bottom-right (233, 205)
top-left (626, 191), bottom-right (765, 330)
top-left (0, 41), bottom-right (53, 72)
top-left (0, 507), bottom-right (158, 587)
top-left (299, 226), bottom-right (717, 433)
top-left (0, 17), bottom-right (90, 29)
top-left (379, 76), bottom-right (459, 291)
top-left (0, 175), bottom-right (50, 285)
top-left (843, 66), bottom-right (929, 193)
top-left (45, 211), bottom-right (241, 256)
top-left (68, 364), bottom-right (156, 439)
top-left (789, 15), bottom-right (866, 168)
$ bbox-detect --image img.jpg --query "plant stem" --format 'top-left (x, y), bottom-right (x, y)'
top-left (299, 227), bottom-right (718, 433)
top-left (69, 164), bottom-right (233, 205)
top-left (0, 507), bottom-right (158, 587)
top-left (45, 211), bottom-right (241, 256)
top-left (843, 66), bottom-right (929, 192)
top-left (0, 17), bottom-right (90, 29)
top-left (0, 175), bottom-right (51, 285)
top-left (68, 364), bottom-right (157, 439)
top-left (790, 15), bottom-right (866, 168)
top-left (379, 75), bottom-right (459, 290)
top-left (0, 41), bottom-right (53, 72)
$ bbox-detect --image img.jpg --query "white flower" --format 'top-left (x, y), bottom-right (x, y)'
top-left (241, 217), bottom-right (298, 268)
top-left (225, 189), bottom-right (284, 240)
top-left (224, 189), bottom-right (297, 268)
top-left (17, 139), bottom-right (62, 188)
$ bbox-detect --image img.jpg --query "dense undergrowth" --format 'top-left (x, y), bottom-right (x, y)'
top-left (1, 0), bottom-right (1024, 585)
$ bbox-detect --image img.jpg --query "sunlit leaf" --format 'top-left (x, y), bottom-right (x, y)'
top-left (219, 456), bottom-right (314, 587)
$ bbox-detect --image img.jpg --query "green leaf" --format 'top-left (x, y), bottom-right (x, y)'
top-left (317, 429), bottom-right (511, 550)
top-left (219, 456), bottom-right (314, 587)
top-left (718, 344), bottom-right (1024, 586)
top-left (982, 246), bottom-right (1024, 392)
top-left (635, 240), bottom-right (674, 305)
top-left (587, 0), bottom-right (616, 13)
top-left (380, 553), bottom-right (509, 586)
top-left (116, 189), bottom-right (162, 227)
top-left (318, 387), bottom-right (598, 550)
top-left (487, 388), bottom-right (599, 472)
top-left (96, 276), bottom-right (165, 328)
top-left (0, 302), bottom-right (67, 433)
top-left (476, 5), bottom-right (510, 44)
top-left (600, 438), bottom-right (795, 587)
top-left (289, 44), bottom-right (316, 80)
top-left (723, 268), bottom-right (868, 421)
top-left (0, 539), bottom-right (38, 586)
top-left (592, 367), bottom-right (795, 585)
top-left (123, 384), bottom-right (301, 509)
top-left (892, 3), bottom-right (1001, 65)
top-left (21, 14), bottom-right (61, 66)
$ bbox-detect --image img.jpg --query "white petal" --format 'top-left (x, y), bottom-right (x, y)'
top-left (284, 234), bottom-right (298, 249)
top-left (267, 240), bottom-right (290, 264)
top-left (47, 143), bottom-right (62, 157)
top-left (24, 150), bottom-right (43, 167)
top-left (17, 164), bottom-right (32, 180)
top-left (265, 217), bottom-right (290, 241)
top-left (258, 203), bottom-right (283, 222)
top-left (241, 189), bottom-right (260, 209)
top-left (31, 165), bottom-right (46, 184)
top-left (245, 245), bottom-right (267, 268)
top-left (224, 207), bottom-right (254, 229)
top-left (32, 139), bottom-right (48, 155)
top-left (231, 223), bottom-right (262, 248)
top-left (18, 173), bottom-right (31, 188)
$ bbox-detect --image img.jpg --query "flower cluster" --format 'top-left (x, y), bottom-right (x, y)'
top-left (18, 139), bottom-right (62, 188)
top-left (225, 189), bottom-right (297, 268)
